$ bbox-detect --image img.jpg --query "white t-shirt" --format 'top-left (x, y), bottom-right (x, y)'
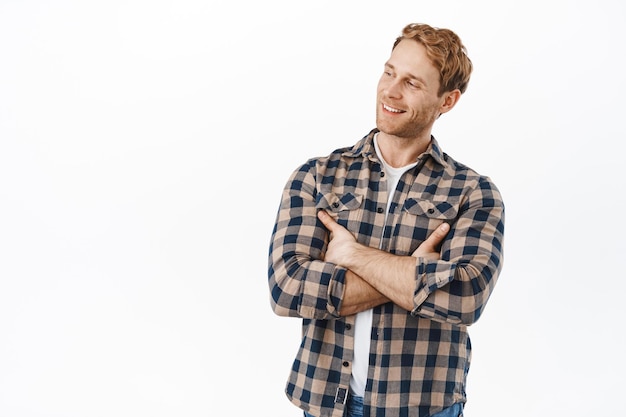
top-left (349, 135), bottom-right (418, 396)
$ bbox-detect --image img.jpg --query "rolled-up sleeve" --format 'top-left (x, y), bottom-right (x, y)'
top-left (411, 176), bottom-right (505, 326)
top-left (268, 160), bottom-right (346, 319)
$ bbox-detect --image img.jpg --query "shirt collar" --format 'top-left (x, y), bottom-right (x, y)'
top-left (343, 128), bottom-right (448, 167)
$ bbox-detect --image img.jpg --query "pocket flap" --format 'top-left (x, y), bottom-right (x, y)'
top-left (403, 198), bottom-right (458, 219)
top-left (316, 192), bottom-right (363, 212)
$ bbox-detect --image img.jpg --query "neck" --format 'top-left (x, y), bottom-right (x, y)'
top-left (375, 132), bottom-right (431, 168)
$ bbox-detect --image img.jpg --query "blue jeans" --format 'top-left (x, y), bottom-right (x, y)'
top-left (304, 396), bottom-right (463, 417)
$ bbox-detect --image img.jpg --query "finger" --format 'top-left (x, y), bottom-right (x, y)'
top-left (422, 222), bottom-right (450, 250)
top-left (317, 210), bottom-right (338, 232)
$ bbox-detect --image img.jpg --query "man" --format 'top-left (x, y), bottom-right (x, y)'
top-left (267, 23), bottom-right (505, 417)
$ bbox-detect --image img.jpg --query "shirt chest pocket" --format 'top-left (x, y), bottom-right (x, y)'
top-left (397, 198), bottom-right (460, 250)
top-left (315, 192), bottom-right (363, 225)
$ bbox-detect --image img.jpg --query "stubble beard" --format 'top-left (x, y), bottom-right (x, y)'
top-left (376, 110), bottom-right (427, 140)
top-left (375, 103), bottom-right (439, 140)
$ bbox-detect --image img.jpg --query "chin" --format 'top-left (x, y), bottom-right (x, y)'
top-left (376, 120), bottom-right (401, 136)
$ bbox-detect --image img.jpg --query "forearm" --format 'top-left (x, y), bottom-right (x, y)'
top-left (339, 245), bottom-right (417, 312)
top-left (338, 270), bottom-right (390, 316)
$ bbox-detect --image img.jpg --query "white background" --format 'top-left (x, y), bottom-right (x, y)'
top-left (1, 1), bottom-right (625, 416)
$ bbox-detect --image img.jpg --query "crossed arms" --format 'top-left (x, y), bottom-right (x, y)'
top-left (268, 159), bottom-right (505, 326)
top-left (317, 209), bottom-right (450, 316)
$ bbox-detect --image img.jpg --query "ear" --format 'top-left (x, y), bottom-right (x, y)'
top-left (439, 89), bottom-right (462, 115)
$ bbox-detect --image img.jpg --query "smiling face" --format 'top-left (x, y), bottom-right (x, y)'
top-left (376, 39), bottom-right (456, 142)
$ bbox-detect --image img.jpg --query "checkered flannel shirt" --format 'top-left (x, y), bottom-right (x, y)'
top-left (268, 129), bottom-right (505, 417)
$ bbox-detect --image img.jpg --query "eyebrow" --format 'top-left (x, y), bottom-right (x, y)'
top-left (385, 62), bottom-right (427, 86)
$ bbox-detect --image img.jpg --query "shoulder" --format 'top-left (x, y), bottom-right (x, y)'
top-left (295, 131), bottom-right (375, 174)
top-left (438, 152), bottom-right (504, 205)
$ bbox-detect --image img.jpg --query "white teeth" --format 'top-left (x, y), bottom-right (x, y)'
top-left (383, 104), bottom-right (403, 113)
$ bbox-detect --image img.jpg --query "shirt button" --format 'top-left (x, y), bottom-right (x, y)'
top-left (427, 208), bottom-right (435, 214)
top-left (377, 207), bottom-right (384, 213)
top-left (342, 361), bottom-right (349, 367)
top-left (380, 171), bottom-right (385, 177)
top-left (345, 324), bottom-right (352, 330)
top-left (332, 202), bottom-right (340, 208)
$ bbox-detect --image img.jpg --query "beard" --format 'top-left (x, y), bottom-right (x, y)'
top-left (375, 107), bottom-right (435, 139)
top-left (374, 90), bottom-right (443, 140)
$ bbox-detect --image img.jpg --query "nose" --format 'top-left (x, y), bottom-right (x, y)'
top-left (385, 78), bottom-right (403, 99)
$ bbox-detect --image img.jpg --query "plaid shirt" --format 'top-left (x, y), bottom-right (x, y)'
top-left (268, 129), bottom-right (505, 417)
